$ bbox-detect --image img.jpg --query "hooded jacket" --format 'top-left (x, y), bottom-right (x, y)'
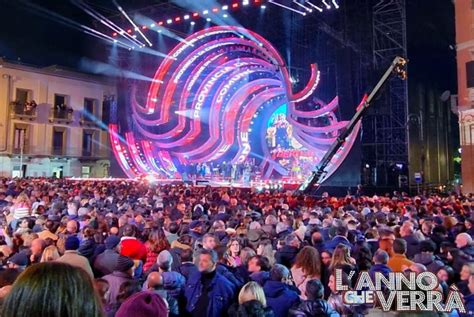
top-left (263, 280), bottom-right (300, 317)
top-left (228, 300), bottom-right (274, 317)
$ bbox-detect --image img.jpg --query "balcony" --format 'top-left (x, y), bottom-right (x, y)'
top-left (49, 106), bottom-right (73, 124)
top-left (10, 101), bottom-right (37, 121)
top-left (52, 146), bottom-right (64, 156)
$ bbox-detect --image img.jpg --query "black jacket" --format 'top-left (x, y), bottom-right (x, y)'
top-left (228, 300), bottom-right (275, 317)
top-left (275, 245), bottom-right (299, 268)
top-left (289, 299), bottom-right (340, 317)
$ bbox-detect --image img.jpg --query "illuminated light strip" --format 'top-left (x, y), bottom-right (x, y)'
top-left (108, 125), bottom-right (137, 178)
top-left (332, 0), bottom-right (340, 9)
top-left (321, 0), bottom-right (331, 9)
top-left (141, 140), bottom-right (173, 176)
top-left (125, 132), bottom-right (150, 172)
top-left (268, 0), bottom-right (307, 15)
top-left (291, 64), bottom-right (320, 102)
top-left (186, 71), bottom-right (277, 162)
top-left (290, 96), bottom-right (339, 118)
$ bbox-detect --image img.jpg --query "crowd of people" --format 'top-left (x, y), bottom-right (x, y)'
top-left (0, 178), bottom-right (472, 317)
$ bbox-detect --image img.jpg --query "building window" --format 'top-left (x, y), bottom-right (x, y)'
top-left (84, 98), bottom-right (95, 119)
top-left (52, 129), bottom-right (64, 155)
top-left (54, 94), bottom-right (66, 108)
top-left (82, 166), bottom-right (91, 178)
top-left (82, 131), bottom-right (93, 157)
top-left (16, 89), bottom-right (31, 106)
top-left (13, 127), bottom-right (27, 152)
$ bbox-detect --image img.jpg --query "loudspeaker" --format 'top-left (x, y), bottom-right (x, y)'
top-left (467, 61), bottom-right (474, 88)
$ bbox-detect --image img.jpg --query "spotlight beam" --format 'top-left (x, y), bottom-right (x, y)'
top-left (332, 0), bottom-right (340, 9)
top-left (113, 0), bottom-right (153, 47)
top-left (72, 0), bottom-right (145, 47)
top-left (305, 1), bottom-right (324, 12)
top-left (268, 0), bottom-right (307, 15)
top-left (293, 0), bottom-right (313, 12)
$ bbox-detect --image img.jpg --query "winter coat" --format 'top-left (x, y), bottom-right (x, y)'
top-left (93, 249), bottom-right (120, 277)
top-left (289, 299), bottom-right (340, 317)
top-left (412, 253), bottom-right (444, 274)
top-left (402, 234), bottom-right (421, 259)
top-left (184, 270), bottom-right (235, 317)
top-left (228, 300), bottom-right (275, 317)
top-left (263, 280), bottom-right (300, 317)
top-left (161, 271), bottom-right (186, 300)
top-left (102, 271), bottom-right (134, 305)
top-left (275, 246), bottom-right (300, 268)
top-left (176, 262), bottom-right (198, 281)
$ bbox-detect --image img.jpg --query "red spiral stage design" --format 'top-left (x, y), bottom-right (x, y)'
top-left (109, 26), bottom-right (361, 182)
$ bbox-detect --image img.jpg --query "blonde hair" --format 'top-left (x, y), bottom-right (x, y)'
top-left (40, 245), bottom-right (60, 262)
top-left (238, 281), bottom-right (267, 307)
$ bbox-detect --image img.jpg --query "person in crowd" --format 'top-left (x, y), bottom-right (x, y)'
top-left (56, 235), bottom-right (94, 278)
top-left (202, 233), bottom-right (218, 251)
top-left (119, 224), bottom-right (147, 262)
top-left (275, 234), bottom-right (301, 268)
top-left (1, 262), bottom-right (102, 317)
top-left (455, 233), bottom-right (474, 257)
top-left (144, 228), bottom-right (170, 273)
top-left (324, 224), bottom-right (352, 252)
top-left (369, 250), bottom-right (392, 281)
top-left (291, 246), bottom-right (321, 299)
top-left (9, 192), bottom-right (31, 230)
top-left (412, 239), bottom-right (444, 274)
top-left (226, 238), bottom-right (242, 267)
top-left (103, 255), bottom-right (136, 305)
top-left (457, 262), bottom-right (474, 296)
top-left (289, 279), bottom-right (340, 317)
top-left (256, 241), bottom-right (276, 267)
top-left (387, 238), bottom-right (414, 272)
top-left (176, 247), bottom-right (198, 280)
top-left (37, 220), bottom-right (59, 242)
top-left (436, 265), bottom-right (455, 299)
top-left (461, 273), bottom-right (474, 317)
top-left (111, 281), bottom-right (146, 317)
top-left (248, 255), bottom-right (271, 285)
top-left (150, 250), bottom-right (185, 301)
top-left (40, 245), bottom-right (60, 262)
top-left (229, 281), bottom-right (274, 317)
top-left (399, 221), bottom-right (421, 259)
top-left (115, 291), bottom-right (168, 317)
top-left (185, 249), bottom-right (235, 317)
top-left (263, 264), bottom-right (300, 317)
top-left (29, 238), bottom-right (45, 264)
top-left (146, 271), bottom-right (179, 317)
top-left (329, 244), bottom-right (356, 276)
top-left (94, 235), bottom-right (121, 277)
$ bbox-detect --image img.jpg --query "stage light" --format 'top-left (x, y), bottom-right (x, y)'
top-left (268, 0), bottom-right (306, 15)
top-left (113, 32), bottom-right (117, 36)
top-left (158, 29), bottom-right (162, 33)
top-left (212, 8), bottom-right (219, 12)
top-left (332, 0), bottom-right (339, 9)
top-left (243, 0), bottom-right (250, 6)
top-left (142, 25), bottom-right (147, 30)
top-left (167, 19), bottom-right (172, 24)
top-left (158, 21), bottom-right (163, 25)
top-left (305, 1), bottom-right (323, 11)
top-left (127, 29), bottom-right (132, 33)
top-left (190, 21), bottom-right (195, 25)
top-left (184, 14), bottom-right (190, 20)
top-left (193, 12), bottom-right (199, 17)
top-left (175, 17), bottom-right (181, 21)
top-left (261, 5), bottom-right (266, 9)
top-left (293, 0), bottom-right (312, 12)
top-left (223, 14), bottom-right (228, 18)
top-left (113, 39), bottom-right (118, 43)
top-left (232, 3), bottom-right (239, 8)
top-left (134, 27), bottom-right (139, 31)
top-left (203, 10), bottom-right (209, 15)
top-left (132, 35), bottom-right (137, 38)
top-left (222, 5), bottom-right (229, 10)
top-left (206, 18), bottom-right (211, 22)
top-left (150, 23), bottom-right (155, 27)
top-left (321, 0), bottom-right (331, 9)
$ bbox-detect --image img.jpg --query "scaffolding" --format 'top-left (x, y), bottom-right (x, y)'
top-left (362, 0), bottom-right (409, 188)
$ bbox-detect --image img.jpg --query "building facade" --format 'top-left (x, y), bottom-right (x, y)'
top-left (0, 58), bottom-right (115, 178)
top-left (455, 0), bottom-right (474, 194)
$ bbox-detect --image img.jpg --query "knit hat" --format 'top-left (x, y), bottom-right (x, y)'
top-left (116, 255), bottom-right (134, 272)
top-left (65, 236), bottom-right (80, 251)
top-left (7, 252), bottom-right (28, 267)
top-left (115, 291), bottom-right (168, 317)
top-left (157, 250), bottom-right (173, 268)
top-left (105, 235), bottom-right (120, 250)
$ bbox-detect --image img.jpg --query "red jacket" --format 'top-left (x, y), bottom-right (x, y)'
top-left (119, 237), bottom-right (147, 262)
